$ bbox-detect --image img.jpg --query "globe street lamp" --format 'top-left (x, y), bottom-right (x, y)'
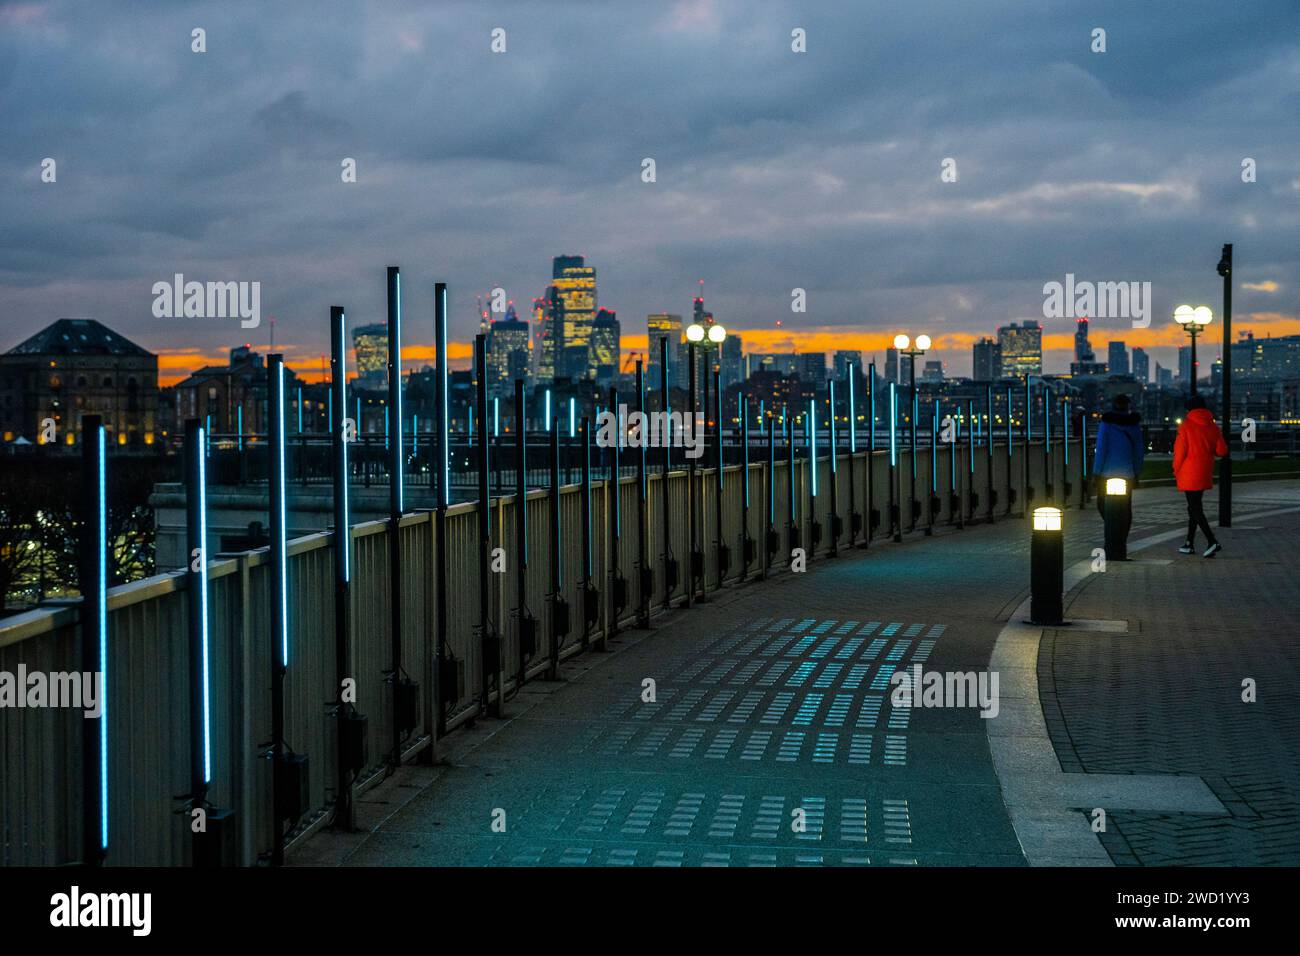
top-left (685, 318), bottom-right (727, 598)
top-left (1174, 304), bottom-right (1213, 396)
top-left (893, 333), bottom-right (931, 532)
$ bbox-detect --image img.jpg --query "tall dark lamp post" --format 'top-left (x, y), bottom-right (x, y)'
top-left (1217, 244), bottom-right (1233, 528)
top-left (1174, 304), bottom-right (1213, 397)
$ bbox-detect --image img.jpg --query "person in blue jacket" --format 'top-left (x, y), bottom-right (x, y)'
top-left (1092, 394), bottom-right (1144, 538)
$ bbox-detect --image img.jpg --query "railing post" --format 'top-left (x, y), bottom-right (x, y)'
top-left (606, 385), bottom-right (625, 633)
top-left (1006, 385), bottom-right (1015, 515)
top-left (786, 405), bottom-right (798, 558)
top-left (686, 343), bottom-right (698, 606)
top-left (765, 412), bottom-right (776, 576)
top-left (986, 384), bottom-right (996, 520)
top-left (828, 380), bottom-right (839, 555)
top-left (636, 361), bottom-right (652, 624)
top-left (434, 281), bottom-right (450, 736)
top-left (660, 337), bottom-right (677, 605)
top-left (581, 415), bottom-right (598, 647)
top-left (547, 415), bottom-right (564, 675)
top-left (847, 365), bottom-right (859, 546)
top-left (740, 393), bottom-right (753, 578)
top-left (80, 414), bottom-right (108, 867)
top-left (266, 354), bottom-right (289, 866)
top-left (865, 363), bottom-right (876, 548)
top-left (329, 307), bottom-right (356, 828)
top-left (475, 335), bottom-right (498, 718)
top-left (514, 379), bottom-right (533, 686)
top-left (927, 398), bottom-right (938, 535)
top-left (386, 266), bottom-right (407, 765)
top-left (713, 368), bottom-right (726, 588)
top-left (890, 383), bottom-right (901, 542)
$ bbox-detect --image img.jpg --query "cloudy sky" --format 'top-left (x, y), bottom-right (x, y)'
top-left (2, 0), bottom-right (1298, 383)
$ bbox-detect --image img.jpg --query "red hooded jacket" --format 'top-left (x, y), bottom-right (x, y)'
top-left (1173, 408), bottom-right (1227, 492)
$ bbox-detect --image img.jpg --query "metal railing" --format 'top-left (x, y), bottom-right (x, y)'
top-left (0, 439), bottom-right (1082, 866)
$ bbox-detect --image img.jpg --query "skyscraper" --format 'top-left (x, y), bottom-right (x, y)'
top-left (798, 352), bottom-right (826, 389)
top-left (486, 303), bottom-right (530, 395)
top-left (885, 347), bottom-right (899, 385)
top-left (972, 337), bottom-right (1000, 381)
top-left (551, 255), bottom-right (597, 380)
top-left (997, 321), bottom-right (1042, 378)
top-left (352, 323), bottom-right (388, 387)
top-left (589, 308), bottom-right (620, 386)
top-left (1074, 318), bottom-right (1095, 362)
top-left (833, 350), bottom-right (862, 381)
top-left (1179, 345), bottom-right (1193, 385)
top-left (1131, 347), bottom-right (1149, 384)
top-left (533, 291), bottom-right (558, 382)
top-left (1108, 340), bottom-right (1129, 376)
top-left (647, 312), bottom-right (685, 390)
top-left (721, 334), bottom-right (743, 391)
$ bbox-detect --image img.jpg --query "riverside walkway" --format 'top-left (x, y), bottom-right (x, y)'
top-left (295, 480), bottom-right (1300, 867)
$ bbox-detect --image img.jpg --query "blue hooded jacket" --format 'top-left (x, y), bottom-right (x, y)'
top-left (1092, 410), bottom-right (1144, 479)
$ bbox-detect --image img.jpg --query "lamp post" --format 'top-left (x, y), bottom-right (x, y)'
top-left (1217, 244), bottom-right (1233, 528)
top-left (686, 318), bottom-right (726, 597)
top-left (1174, 304), bottom-right (1214, 397)
top-left (893, 333), bottom-right (931, 532)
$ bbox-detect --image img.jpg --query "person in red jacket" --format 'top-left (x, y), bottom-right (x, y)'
top-left (1173, 394), bottom-right (1228, 557)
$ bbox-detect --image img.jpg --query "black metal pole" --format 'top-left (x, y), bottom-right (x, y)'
top-left (475, 335), bottom-right (497, 717)
top-left (908, 354), bottom-right (918, 532)
top-left (686, 343), bottom-right (698, 606)
top-left (1218, 243), bottom-right (1233, 527)
top-left (1042, 383), bottom-right (1052, 504)
top-left (329, 307), bottom-right (354, 830)
top-left (786, 404), bottom-right (798, 554)
top-left (636, 361), bottom-right (652, 623)
top-left (1006, 385), bottom-right (1015, 515)
top-left (740, 394), bottom-right (751, 578)
top-left (659, 337), bottom-right (675, 604)
top-left (434, 281), bottom-right (449, 735)
top-left (607, 385), bottom-right (624, 634)
top-left (184, 419), bottom-right (210, 856)
top-left (890, 383), bottom-right (901, 542)
top-left (386, 267), bottom-right (405, 765)
top-left (81, 415), bottom-right (107, 867)
top-left (514, 379), bottom-right (531, 682)
top-left (548, 416), bottom-right (562, 674)
top-left (986, 384), bottom-right (995, 520)
top-left (828, 380), bottom-right (839, 555)
top-left (847, 366), bottom-right (858, 546)
top-left (765, 416), bottom-right (775, 576)
top-left (580, 415), bottom-right (595, 647)
top-left (267, 355), bottom-right (288, 866)
top-left (865, 363), bottom-right (876, 548)
top-left (926, 398), bottom-right (937, 535)
top-left (713, 368), bottom-right (725, 589)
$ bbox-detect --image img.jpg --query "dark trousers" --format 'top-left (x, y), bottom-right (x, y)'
top-left (1096, 490), bottom-right (1132, 542)
top-left (1185, 490), bottom-right (1216, 546)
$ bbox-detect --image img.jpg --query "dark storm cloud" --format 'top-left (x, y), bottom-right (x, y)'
top-left (1, 0), bottom-right (1298, 374)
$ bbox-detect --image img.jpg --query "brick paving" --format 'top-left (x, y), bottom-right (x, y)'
top-left (1049, 481), bottom-right (1300, 866)
top-left (296, 480), bottom-right (1300, 867)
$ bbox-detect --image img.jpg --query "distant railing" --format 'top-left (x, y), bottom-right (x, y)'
top-left (0, 440), bottom-right (1080, 866)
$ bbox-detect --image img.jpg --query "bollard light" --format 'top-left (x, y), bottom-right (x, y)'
top-left (1029, 506), bottom-right (1064, 624)
top-left (1032, 506), bottom-right (1062, 531)
top-left (1103, 476), bottom-right (1132, 560)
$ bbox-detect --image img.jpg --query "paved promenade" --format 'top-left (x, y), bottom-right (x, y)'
top-left (295, 480), bottom-right (1300, 867)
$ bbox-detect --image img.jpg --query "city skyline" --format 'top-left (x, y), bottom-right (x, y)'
top-left (4, 1), bottom-right (1299, 386)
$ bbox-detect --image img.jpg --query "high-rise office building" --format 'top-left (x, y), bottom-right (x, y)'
top-left (833, 350), bottom-right (862, 380)
top-left (997, 321), bottom-right (1042, 378)
top-left (885, 347), bottom-right (899, 385)
top-left (647, 312), bottom-right (685, 390)
top-left (972, 337), bottom-right (1001, 381)
top-left (1131, 347), bottom-right (1149, 384)
top-left (1232, 332), bottom-right (1300, 381)
top-left (721, 335), bottom-right (744, 391)
top-left (798, 352), bottom-right (826, 388)
top-left (532, 291), bottom-right (558, 382)
top-left (921, 360), bottom-right (945, 383)
top-left (589, 308), bottom-right (620, 386)
top-left (1178, 345), bottom-right (1193, 385)
top-left (551, 255), bottom-right (597, 380)
top-left (1074, 318), bottom-right (1095, 362)
top-left (1156, 363), bottom-right (1173, 389)
top-left (1108, 340), bottom-right (1129, 376)
top-left (352, 323), bottom-right (388, 387)
top-left (486, 303), bottom-right (530, 395)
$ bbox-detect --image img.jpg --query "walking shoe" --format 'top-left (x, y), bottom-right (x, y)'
top-left (1178, 542), bottom-right (1194, 554)
top-left (1203, 542), bottom-right (1222, 558)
